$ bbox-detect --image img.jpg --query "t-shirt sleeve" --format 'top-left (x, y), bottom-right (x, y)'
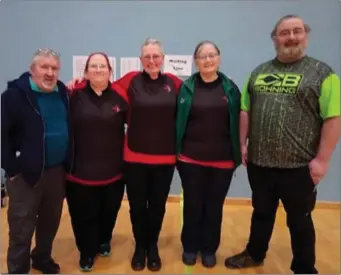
top-left (319, 73), bottom-right (340, 119)
top-left (240, 77), bottom-right (251, 111)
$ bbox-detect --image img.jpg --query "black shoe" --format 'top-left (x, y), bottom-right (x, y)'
top-left (147, 244), bottom-right (161, 272)
top-left (131, 246), bottom-right (146, 271)
top-left (79, 254), bottom-right (95, 272)
top-left (201, 253), bottom-right (216, 268)
top-left (224, 250), bottom-right (263, 269)
top-left (99, 243), bottom-right (111, 257)
top-left (182, 252), bottom-right (197, 266)
top-left (32, 259), bottom-right (60, 274)
top-left (294, 271), bottom-right (318, 274)
top-left (292, 265), bottom-right (319, 274)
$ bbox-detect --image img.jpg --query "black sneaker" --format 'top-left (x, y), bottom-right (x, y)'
top-left (99, 243), bottom-right (111, 257)
top-left (79, 255), bottom-right (95, 272)
top-left (147, 244), bottom-right (161, 272)
top-left (131, 246), bottom-right (146, 271)
top-left (182, 252), bottom-right (197, 266)
top-left (32, 259), bottom-right (60, 274)
top-left (224, 250), bottom-right (263, 269)
top-left (201, 253), bottom-right (216, 268)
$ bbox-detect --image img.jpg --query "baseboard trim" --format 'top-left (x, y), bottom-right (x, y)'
top-left (122, 194), bottom-right (340, 210)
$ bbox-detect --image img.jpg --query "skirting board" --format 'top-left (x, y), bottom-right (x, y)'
top-left (122, 194), bottom-right (340, 210)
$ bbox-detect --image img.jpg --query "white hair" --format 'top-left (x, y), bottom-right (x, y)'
top-left (31, 48), bottom-right (60, 66)
top-left (271, 15), bottom-right (311, 38)
top-left (140, 37), bottom-right (164, 56)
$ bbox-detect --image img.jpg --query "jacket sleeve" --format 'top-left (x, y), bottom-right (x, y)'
top-left (175, 83), bottom-right (189, 155)
top-left (1, 90), bottom-right (20, 177)
top-left (112, 71), bottom-right (141, 103)
top-left (229, 79), bottom-right (242, 166)
top-left (229, 79), bottom-right (241, 113)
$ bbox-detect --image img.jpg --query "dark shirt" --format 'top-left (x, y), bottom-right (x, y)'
top-left (181, 75), bottom-right (233, 161)
top-left (127, 71), bottom-right (177, 155)
top-left (68, 81), bottom-right (127, 182)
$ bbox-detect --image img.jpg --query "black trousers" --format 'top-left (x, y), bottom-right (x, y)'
top-left (7, 166), bottom-right (65, 274)
top-left (125, 162), bottom-right (175, 248)
top-left (246, 163), bottom-right (318, 274)
top-left (65, 179), bottom-right (125, 257)
top-left (177, 161), bottom-right (234, 255)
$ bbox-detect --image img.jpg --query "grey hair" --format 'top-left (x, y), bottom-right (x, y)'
top-left (31, 48), bottom-right (60, 66)
top-left (270, 15), bottom-right (311, 38)
top-left (140, 37), bottom-right (164, 55)
top-left (193, 40), bottom-right (220, 59)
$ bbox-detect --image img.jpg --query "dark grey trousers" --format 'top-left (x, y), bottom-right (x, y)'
top-left (6, 166), bottom-right (65, 274)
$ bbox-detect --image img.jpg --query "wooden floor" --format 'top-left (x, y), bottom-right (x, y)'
top-left (1, 199), bottom-right (340, 274)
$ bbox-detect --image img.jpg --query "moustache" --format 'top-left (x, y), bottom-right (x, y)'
top-left (284, 40), bottom-right (299, 47)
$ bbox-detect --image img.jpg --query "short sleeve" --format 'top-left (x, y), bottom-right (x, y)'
top-left (319, 73), bottom-right (340, 119)
top-left (240, 77), bottom-right (251, 111)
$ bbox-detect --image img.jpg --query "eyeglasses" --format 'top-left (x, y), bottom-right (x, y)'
top-left (142, 54), bottom-right (162, 61)
top-left (196, 52), bottom-right (219, 60)
top-left (34, 48), bottom-right (61, 57)
top-left (88, 64), bottom-right (109, 70)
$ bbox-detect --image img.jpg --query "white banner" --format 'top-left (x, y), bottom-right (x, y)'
top-left (120, 57), bottom-right (141, 78)
top-left (163, 54), bottom-right (193, 76)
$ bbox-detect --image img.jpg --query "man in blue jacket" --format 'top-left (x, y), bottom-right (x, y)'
top-left (1, 48), bottom-right (69, 274)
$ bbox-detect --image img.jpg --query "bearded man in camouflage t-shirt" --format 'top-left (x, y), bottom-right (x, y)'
top-left (225, 15), bottom-right (340, 274)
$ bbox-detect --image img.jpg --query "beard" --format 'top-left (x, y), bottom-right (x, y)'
top-left (276, 40), bottom-right (306, 61)
top-left (281, 45), bottom-right (303, 56)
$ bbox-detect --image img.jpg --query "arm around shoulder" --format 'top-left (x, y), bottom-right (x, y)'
top-left (111, 71), bottom-right (141, 103)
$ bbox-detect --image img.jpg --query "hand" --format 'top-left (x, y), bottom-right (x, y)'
top-left (9, 174), bottom-right (19, 181)
top-left (241, 144), bottom-right (248, 166)
top-left (308, 158), bottom-right (329, 184)
top-left (66, 77), bottom-right (84, 90)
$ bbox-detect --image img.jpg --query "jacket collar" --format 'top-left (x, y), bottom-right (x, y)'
top-left (8, 71), bottom-right (69, 112)
top-left (183, 71), bottom-right (232, 93)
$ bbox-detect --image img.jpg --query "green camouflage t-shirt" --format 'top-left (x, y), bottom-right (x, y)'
top-left (241, 56), bottom-right (340, 168)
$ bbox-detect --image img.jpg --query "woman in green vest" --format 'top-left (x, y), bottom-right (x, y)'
top-left (176, 41), bottom-right (241, 268)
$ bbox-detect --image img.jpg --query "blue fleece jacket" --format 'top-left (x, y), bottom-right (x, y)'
top-left (1, 72), bottom-right (70, 186)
